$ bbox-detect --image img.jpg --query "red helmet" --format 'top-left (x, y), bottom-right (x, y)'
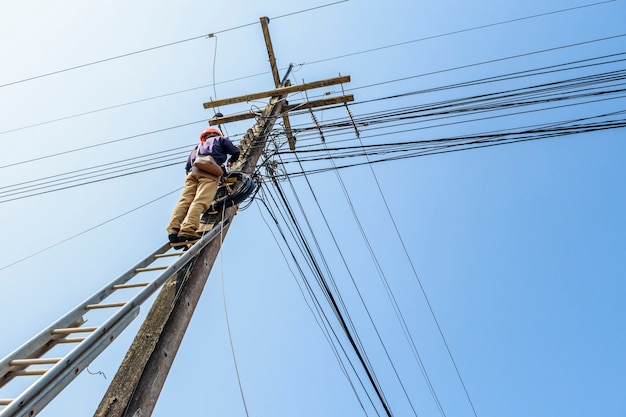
top-left (200, 128), bottom-right (222, 142)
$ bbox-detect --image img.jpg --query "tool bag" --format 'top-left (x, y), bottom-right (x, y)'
top-left (193, 147), bottom-right (224, 177)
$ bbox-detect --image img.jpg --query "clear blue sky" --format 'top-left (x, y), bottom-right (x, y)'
top-left (1, 1), bottom-right (625, 416)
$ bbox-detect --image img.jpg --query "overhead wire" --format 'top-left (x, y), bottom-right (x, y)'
top-left (291, 138), bottom-right (423, 416)
top-left (218, 209), bottom-right (250, 417)
top-left (274, 74), bottom-right (625, 154)
top-left (2, 49), bottom-right (617, 171)
top-left (0, 120), bottom-right (206, 170)
top-left (0, 162), bottom-right (180, 204)
top-left (0, 187), bottom-right (182, 273)
top-left (273, 116), bottom-right (626, 177)
top-left (259, 117), bottom-right (625, 417)
top-left (262, 162), bottom-right (394, 416)
top-left (0, 149), bottom-right (190, 201)
top-left (2, 22), bottom-right (622, 138)
top-left (257, 182), bottom-right (382, 416)
top-left (259, 107), bottom-right (626, 417)
top-left (255, 107), bottom-right (398, 416)
top-left (1, 42), bottom-right (618, 140)
top-left (252, 68), bottom-right (624, 416)
top-left (255, 194), bottom-right (376, 416)
top-left (242, 46), bottom-right (626, 415)
top-left (339, 88), bottom-right (472, 417)
top-left (2, 60), bottom-right (623, 203)
top-left (0, 0), bottom-right (349, 89)
top-left (285, 64), bottom-right (626, 133)
top-left (0, 3), bottom-right (622, 414)
top-left (294, 85), bottom-right (445, 417)
top-left (302, 1), bottom-right (618, 67)
top-left (0, 145), bottom-right (190, 192)
top-left (262, 111), bottom-right (444, 414)
top-left (296, 88), bottom-right (422, 415)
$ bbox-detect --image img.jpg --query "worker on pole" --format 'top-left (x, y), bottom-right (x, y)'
top-left (166, 128), bottom-right (240, 244)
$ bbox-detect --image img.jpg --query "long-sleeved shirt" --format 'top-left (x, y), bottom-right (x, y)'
top-left (185, 135), bottom-right (240, 173)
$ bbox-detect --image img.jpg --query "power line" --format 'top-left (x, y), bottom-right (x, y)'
top-left (0, 162), bottom-right (181, 204)
top-left (0, 146), bottom-right (190, 192)
top-left (258, 183), bottom-right (383, 415)
top-left (302, 1), bottom-right (619, 66)
top-left (0, 1), bottom-right (349, 90)
top-left (2, 62), bottom-right (623, 203)
top-left (2, 23), bottom-right (622, 137)
top-left (0, 187), bottom-right (181, 272)
top-left (3, 45), bottom-right (622, 174)
top-left (263, 170), bottom-right (395, 417)
top-left (4, 114), bottom-right (620, 204)
top-left (255, 197), bottom-right (373, 416)
top-left (344, 105), bottom-right (476, 417)
top-left (0, 120), bottom-right (205, 170)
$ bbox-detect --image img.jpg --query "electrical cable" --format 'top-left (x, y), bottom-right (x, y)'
top-left (255, 105), bottom-right (624, 414)
top-left (1, 106), bottom-right (621, 203)
top-left (341, 88), bottom-right (470, 416)
top-left (270, 0), bottom-right (349, 20)
top-left (275, 117), bottom-right (626, 177)
top-left (265, 153), bottom-right (396, 416)
top-left (258, 180), bottom-right (380, 414)
top-left (0, 161), bottom-right (182, 204)
top-left (1, 3), bottom-right (621, 412)
top-left (208, 34), bottom-right (230, 137)
top-left (5, 62), bottom-right (615, 179)
top-left (258, 179), bottom-right (382, 416)
top-left (0, 146), bottom-right (190, 193)
top-left (2, 97), bottom-right (623, 203)
top-left (297, 89), bottom-right (415, 414)
top-left (0, 187), bottom-right (182, 273)
top-left (301, 2), bottom-right (620, 67)
top-left (343, 50), bottom-right (626, 101)
top-left (313, 98), bottom-right (419, 415)
top-left (255, 196), bottom-right (374, 416)
top-left (0, 0), bottom-right (349, 89)
top-left (218, 208), bottom-right (250, 417)
top-left (0, 154), bottom-right (188, 200)
top-left (292, 146), bottom-right (422, 416)
top-left (2, 22), bottom-right (622, 139)
top-left (0, 120), bottom-right (206, 170)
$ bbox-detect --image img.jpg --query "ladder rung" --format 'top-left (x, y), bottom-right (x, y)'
top-left (135, 266), bottom-right (169, 273)
top-left (0, 399), bottom-right (13, 406)
top-left (154, 252), bottom-right (183, 259)
top-left (52, 326), bottom-right (98, 335)
top-left (9, 358), bottom-right (61, 366)
top-left (53, 337), bottom-right (85, 344)
top-left (10, 369), bottom-right (48, 376)
top-left (112, 282), bottom-right (149, 289)
top-left (85, 302), bottom-right (126, 310)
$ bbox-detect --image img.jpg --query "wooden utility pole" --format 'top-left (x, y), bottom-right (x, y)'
top-left (93, 17), bottom-right (351, 417)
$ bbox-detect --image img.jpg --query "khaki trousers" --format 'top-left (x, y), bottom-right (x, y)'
top-left (167, 172), bottom-right (219, 237)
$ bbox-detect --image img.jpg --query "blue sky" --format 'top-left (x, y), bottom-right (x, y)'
top-left (1, 1), bottom-right (625, 416)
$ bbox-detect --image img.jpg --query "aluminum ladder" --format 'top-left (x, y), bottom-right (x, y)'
top-left (0, 220), bottom-right (226, 417)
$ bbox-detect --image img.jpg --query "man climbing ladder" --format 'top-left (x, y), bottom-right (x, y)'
top-left (166, 127), bottom-right (240, 246)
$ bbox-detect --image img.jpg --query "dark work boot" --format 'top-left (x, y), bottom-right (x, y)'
top-left (168, 232), bottom-right (180, 244)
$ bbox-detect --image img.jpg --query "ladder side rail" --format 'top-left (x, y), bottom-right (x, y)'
top-left (0, 220), bottom-right (227, 416)
top-left (0, 307), bottom-right (140, 417)
top-left (0, 242), bottom-right (171, 380)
